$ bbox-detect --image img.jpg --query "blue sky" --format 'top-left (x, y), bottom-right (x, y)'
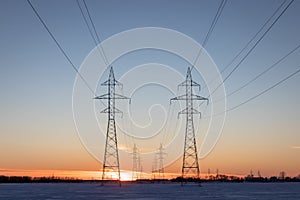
top-left (0, 0), bottom-right (300, 176)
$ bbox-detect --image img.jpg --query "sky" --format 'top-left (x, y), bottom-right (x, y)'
top-left (0, 0), bottom-right (300, 179)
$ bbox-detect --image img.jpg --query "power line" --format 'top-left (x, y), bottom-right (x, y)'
top-left (219, 0), bottom-right (288, 75)
top-left (196, 0), bottom-right (294, 111)
top-left (225, 43), bottom-right (300, 99)
top-left (204, 66), bottom-right (300, 118)
top-left (82, 0), bottom-right (110, 66)
top-left (76, 1), bottom-right (98, 51)
top-left (192, 0), bottom-right (227, 70)
top-left (26, 0), bottom-right (96, 96)
top-left (76, 0), bottom-right (109, 67)
top-left (210, 0), bottom-right (295, 97)
top-left (228, 67), bottom-right (300, 113)
top-left (209, 42), bottom-right (300, 104)
top-left (203, 0), bottom-right (227, 48)
top-left (198, 0), bottom-right (288, 95)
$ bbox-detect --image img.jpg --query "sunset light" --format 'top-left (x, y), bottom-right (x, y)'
top-left (1, 0), bottom-right (300, 199)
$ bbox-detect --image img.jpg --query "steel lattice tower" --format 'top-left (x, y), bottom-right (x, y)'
top-left (152, 154), bottom-right (158, 179)
top-left (131, 144), bottom-right (139, 180)
top-left (157, 143), bottom-right (166, 179)
top-left (94, 67), bottom-right (129, 185)
top-left (171, 67), bottom-right (208, 183)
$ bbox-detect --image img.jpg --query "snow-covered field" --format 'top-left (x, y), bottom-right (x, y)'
top-left (0, 182), bottom-right (299, 199)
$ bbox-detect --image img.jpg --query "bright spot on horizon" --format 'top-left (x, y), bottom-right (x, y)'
top-left (103, 171), bottom-right (137, 181)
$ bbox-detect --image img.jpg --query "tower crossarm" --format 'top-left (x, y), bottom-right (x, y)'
top-left (94, 93), bottom-right (130, 100)
top-left (114, 93), bottom-right (131, 100)
top-left (100, 107), bottom-right (123, 115)
top-left (171, 94), bottom-right (208, 102)
top-left (178, 108), bottom-right (202, 118)
top-left (191, 94), bottom-right (209, 102)
top-left (101, 79), bottom-right (123, 86)
top-left (178, 80), bottom-right (201, 90)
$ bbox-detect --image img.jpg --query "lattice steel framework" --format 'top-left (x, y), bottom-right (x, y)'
top-left (157, 143), bottom-right (166, 179)
top-left (171, 67), bottom-right (208, 183)
top-left (94, 67), bottom-right (129, 185)
top-left (131, 144), bottom-right (139, 180)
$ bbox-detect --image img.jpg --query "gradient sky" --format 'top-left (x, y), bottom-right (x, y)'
top-left (0, 0), bottom-right (300, 178)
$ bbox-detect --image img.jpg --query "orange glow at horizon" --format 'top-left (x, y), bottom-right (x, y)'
top-left (0, 169), bottom-right (152, 180)
top-left (0, 168), bottom-right (248, 180)
top-left (0, 169), bottom-right (101, 180)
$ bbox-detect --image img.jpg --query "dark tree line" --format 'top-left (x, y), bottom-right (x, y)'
top-left (171, 173), bottom-right (300, 183)
top-left (0, 176), bottom-right (87, 183)
top-left (1, 173), bottom-right (300, 183)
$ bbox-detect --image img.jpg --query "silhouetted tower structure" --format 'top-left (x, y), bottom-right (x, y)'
top-left (157, 143), bottom-right (166, 179)
top-left (258, 170), bottom-right (261, 178)
top-left (131, 144), bottom-right (139, 180)
top-left (138, 156), bottom-right (143, 179)
top-left (152, 154), bottom-right (158, 179)
top-left (94, 67), bottom-right (130, 185)
top-left (250, 169), bottom-right (254, 178)
top-left (171, 67), bottom-right (208, 183)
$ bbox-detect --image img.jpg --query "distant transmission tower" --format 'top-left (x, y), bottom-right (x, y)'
top-left (94, 67), bottom-right (130, 185)
top-left (131, 144), bottom-right (139, 181)
top-left (171, 67), bottom-right (208, 183)
top-left (157, 143), bottom-right (166, 179)
top-left (138, 156), bottom-right (143, 179)
top-left (152, 154), bottom-right (158, 179)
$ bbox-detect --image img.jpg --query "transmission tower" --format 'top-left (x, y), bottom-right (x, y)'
top-left (171, 67), bottom-right (208, 183)
top-left (138, 156), bottom-right (143, 179)
top-left (94, 67), bottom-right (130, 185)
top-left (157, 143), bottom-right (166, 179)
top-left (152, 154), bottom-right (158, 179)
top-left (258, 170), bottom-right (262, 178)
top-left (131, 144), bottom-right (139, 181)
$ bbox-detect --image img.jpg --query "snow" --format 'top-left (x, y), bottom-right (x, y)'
top-left (0, 182), bottom-right (299, 200)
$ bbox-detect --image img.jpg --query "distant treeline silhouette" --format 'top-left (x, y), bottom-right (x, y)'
top-left (1, 173), bottom-right (300, 183)
top-left (171, 172), bottom-right (300, 183)
top-left (0, 176), bottom-right (89, 183)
